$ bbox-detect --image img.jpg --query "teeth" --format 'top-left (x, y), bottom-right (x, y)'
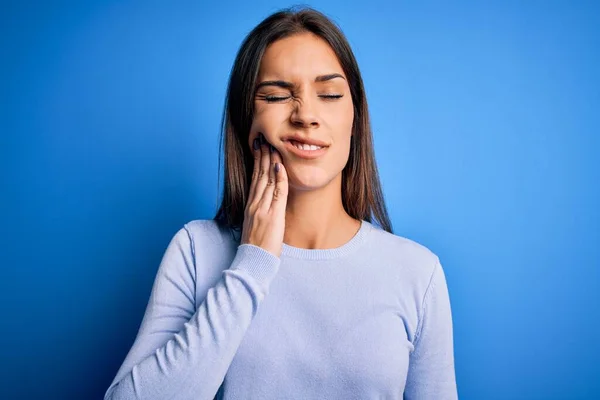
top-left (291, 140), bottom-right (322, 151)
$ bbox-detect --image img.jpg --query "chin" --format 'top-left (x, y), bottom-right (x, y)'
top-left (288, 180), bottom-right (328, 192)
top-left (286, 166), bottom-right (339, 192)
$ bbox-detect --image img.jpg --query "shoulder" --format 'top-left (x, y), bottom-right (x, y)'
top-left (181, 219), bottom-right (235, 245)
top-left (174, 219), bottom-right (240, 304)
top-left (165, 219), bottom-right (238, 267)
top-left (366, 223), bottom-right (441, 288)
top-left (364, 223), bottom-right (452, 344)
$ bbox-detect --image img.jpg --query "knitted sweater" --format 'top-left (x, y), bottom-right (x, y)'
top-left (104, 219), bottom-right (457, 399)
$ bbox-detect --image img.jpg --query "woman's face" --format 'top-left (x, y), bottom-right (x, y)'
top-left (249, 32), bottom-right (354, 192)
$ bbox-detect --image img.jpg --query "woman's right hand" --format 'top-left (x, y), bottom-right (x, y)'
top-left (241, 132), bottom-right (289, 258)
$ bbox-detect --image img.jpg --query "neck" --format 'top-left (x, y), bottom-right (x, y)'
top-left (284, 174), bottom-right (361, 250)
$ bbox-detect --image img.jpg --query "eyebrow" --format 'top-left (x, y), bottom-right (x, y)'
top-left (255, 73), bottom-right (345, 91)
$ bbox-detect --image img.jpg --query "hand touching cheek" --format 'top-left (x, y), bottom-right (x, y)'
top-left (249, 106), bottom-right (284, 152)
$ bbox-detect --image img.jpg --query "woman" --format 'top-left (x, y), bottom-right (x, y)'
top-left (105, 6), bottom-right (457, 400)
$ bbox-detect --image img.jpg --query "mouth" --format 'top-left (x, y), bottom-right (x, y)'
top-left (283, 139), bottom-right (329, 159)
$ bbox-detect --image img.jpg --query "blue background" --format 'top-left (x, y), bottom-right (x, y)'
top-left (2, 1), bottom-right (599, 399)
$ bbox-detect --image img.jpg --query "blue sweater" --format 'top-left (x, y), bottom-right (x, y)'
top-left (104, 219), bottom-right (457, 399)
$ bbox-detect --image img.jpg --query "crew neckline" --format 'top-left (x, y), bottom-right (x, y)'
top-left (281, 219), bottom-right (372, 260)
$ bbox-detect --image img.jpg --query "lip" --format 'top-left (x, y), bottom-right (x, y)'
top-left (283, 139), bottom-right (329, 159)
top-left (282, 135), bottom-right (330, 148)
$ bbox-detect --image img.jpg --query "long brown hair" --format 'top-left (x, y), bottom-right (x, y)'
top-left (214, 6), bottom-right (393, 238)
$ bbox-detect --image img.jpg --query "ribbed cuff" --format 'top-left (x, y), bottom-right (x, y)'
top-left (230, 244), bottom-right (281, 285)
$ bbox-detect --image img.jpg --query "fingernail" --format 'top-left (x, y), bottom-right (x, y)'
top-left (253, 138), bottom-right (259, 150)
top-left (275, 163), bottom-right (280, 173)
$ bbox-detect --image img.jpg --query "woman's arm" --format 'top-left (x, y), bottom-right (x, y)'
top-left (404, 259), bottom-right (458, 399)
top-left (104, 224), bottom-right (280, 400)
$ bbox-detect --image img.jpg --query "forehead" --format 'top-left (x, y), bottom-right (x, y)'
top-left (258, 32), bottom-right (345, 79)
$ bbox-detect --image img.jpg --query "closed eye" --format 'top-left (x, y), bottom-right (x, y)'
top-left (264, 95), bottom-right (291, 103)
top-left (261, 94), bottom-right (344, 103)
top-left (320, 94), bottom-right (343, 100)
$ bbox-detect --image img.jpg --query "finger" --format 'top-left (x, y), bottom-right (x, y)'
top-left (269, 150), bottom-right (288, 213)
top-left (247, 135), bottom-right (261, 204)
top-left (259, 144), bottom-right (279, 211)
top-left (252, 134), bottom-right (272, 207)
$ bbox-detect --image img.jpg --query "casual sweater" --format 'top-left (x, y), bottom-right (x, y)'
top-left (104, 219), bottom-right (457, 399)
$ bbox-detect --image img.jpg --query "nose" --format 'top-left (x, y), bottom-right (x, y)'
top-left (290, 96), bottom-right (320, 129)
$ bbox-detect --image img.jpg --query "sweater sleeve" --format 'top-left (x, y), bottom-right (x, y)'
top-left (404, 259), bottom-right (458, 399)
top-left (103, 224), bottom-right (281, 400)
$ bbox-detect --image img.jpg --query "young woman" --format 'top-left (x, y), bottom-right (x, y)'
top-left (105, 7), bottom-right (457, 400)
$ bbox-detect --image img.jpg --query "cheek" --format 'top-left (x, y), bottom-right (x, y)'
top-left (341, 99), bottom-right (355, 131)
top-left (327, 99), bottom-right (354, 137)
top-left (329, 101), bottom-right (354, 166)
top-left (250, 104), bottom-right (288, 137)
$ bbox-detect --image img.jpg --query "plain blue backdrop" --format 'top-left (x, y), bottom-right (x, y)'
top-left (1, 1), bottom-right (599, 399)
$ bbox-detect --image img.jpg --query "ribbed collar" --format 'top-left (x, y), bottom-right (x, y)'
top-left (280, 219), bottom-right (372, 260)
